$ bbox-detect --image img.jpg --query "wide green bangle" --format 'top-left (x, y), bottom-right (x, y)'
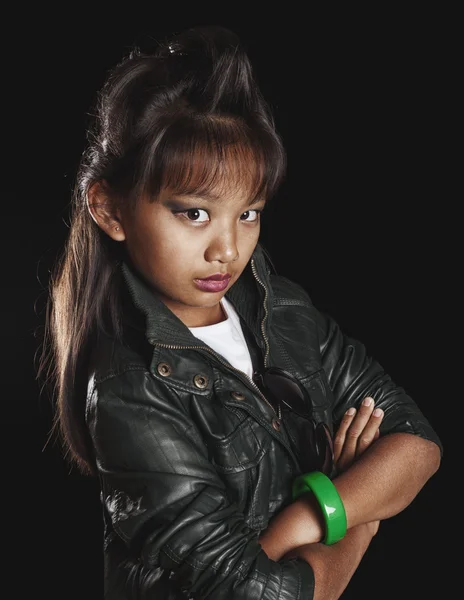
top-left (292, 471), bottom-right (347, 545)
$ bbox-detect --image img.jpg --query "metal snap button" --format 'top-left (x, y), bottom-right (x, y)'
top-left (193, 374), bottom-right (208, 389)
top-left (272, 418), bottom-right (281, 431)
top-left (157, 362), bottom-right (172, 377)
top-left (230, 391), bottom-right (245, 401)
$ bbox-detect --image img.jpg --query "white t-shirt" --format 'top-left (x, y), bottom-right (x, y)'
top-left (188, 297), bottom-right (254, 378)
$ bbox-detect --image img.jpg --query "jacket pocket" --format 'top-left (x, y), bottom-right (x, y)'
top-left (206, 412), bottom-right (276, 530)
top-left (208, 412), bottom-right (272, 473)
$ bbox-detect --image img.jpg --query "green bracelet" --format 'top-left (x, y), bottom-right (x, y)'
top-left (292, 471), bottom-right (347, 545)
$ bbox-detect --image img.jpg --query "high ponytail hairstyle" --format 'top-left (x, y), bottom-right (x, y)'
top-left (36, 25), bottom-right (287, 475)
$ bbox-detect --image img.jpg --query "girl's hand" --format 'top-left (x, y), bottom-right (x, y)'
top-left (334, 397), bottom-right (384, 474)
top-left (364, 519), bottom-right (380, 537)
top-left (277, 397), bottom-right (384, 562)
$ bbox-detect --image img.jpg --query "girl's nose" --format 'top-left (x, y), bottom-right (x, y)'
top-left (205, 232), bottom-right (239, 264)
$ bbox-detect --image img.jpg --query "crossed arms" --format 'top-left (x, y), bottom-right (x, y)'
top-left (258, 398), bottom-right (442, 600)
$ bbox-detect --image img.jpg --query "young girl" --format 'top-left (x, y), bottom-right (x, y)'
top-left (38, 25), bottom-right (442, 599)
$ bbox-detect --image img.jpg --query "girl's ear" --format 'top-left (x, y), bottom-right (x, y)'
top-left (86, 181), bottom-right (125, 241)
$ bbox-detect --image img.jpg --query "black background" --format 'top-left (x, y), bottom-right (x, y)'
top-left (5, 5), bottom-right (457, 599)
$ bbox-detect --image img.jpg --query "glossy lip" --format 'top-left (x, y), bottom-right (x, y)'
top-left (198, 273), bottom-right (231, 281)
top-left (194, 274), bottom-right (231, 293)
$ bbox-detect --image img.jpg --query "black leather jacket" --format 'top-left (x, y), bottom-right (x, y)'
top-left (86, 243), bottom-right (442, 599)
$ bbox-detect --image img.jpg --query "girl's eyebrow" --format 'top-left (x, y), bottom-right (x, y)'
top-left (169, 192), bottom-right (266, 207)
top-left (247, 196), bottom-right (267, 207)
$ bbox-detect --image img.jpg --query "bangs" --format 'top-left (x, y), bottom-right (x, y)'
top-left (139, 115), bottom-right (286, 203)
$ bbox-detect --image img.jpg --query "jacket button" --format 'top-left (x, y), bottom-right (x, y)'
top-left (157, 362), bottom-right (172, 377)
top-left (272, 418), bottom-right (281, 431)
top-left (230, 391), bottom-right (245, 401)
top-left (193, 374), bottom-right (208, 389)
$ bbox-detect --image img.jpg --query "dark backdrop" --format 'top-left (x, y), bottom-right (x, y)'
top-left (5, 6), bottom-right (456, 599)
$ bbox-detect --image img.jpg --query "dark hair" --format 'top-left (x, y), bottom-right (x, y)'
top-left (36, 25), bottom-right (287, 475)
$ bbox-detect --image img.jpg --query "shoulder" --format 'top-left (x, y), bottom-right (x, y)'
top-left (88, 324), bottom-right (153, 386)
top-left (269, 274), bottom-right (314, 308)
top-left (267, 274), bottom-right (327, 356)
top-left (266, 274), bottom-right (336, 360)
top-left (86, 330), bottom-right (172, 436)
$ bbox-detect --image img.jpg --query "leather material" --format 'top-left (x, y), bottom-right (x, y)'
top-left (86, 243), bottom-right (442, 599)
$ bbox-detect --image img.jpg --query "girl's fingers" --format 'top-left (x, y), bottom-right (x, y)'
top-left (355, 407), bottom-right (384, 456)
top-left (333, 407), bottom-right (356, 462)
top-left (334, 398), bottom-right (384, 473)
top-left (339, 397), bottom-right (376, 461)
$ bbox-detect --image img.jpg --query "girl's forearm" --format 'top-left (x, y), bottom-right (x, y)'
top-left (333, 432), bottom-right (440, 528)
top-left (259, 433), bottom-right (440, 560)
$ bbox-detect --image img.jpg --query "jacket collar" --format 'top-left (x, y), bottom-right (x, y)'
top-left (120, 243), bottom-right (274, 348)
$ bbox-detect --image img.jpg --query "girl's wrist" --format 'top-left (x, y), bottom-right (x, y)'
top-left (259, 492), bottom-right (325, 560)
top-left (293, 491), bottom-right (325, 544)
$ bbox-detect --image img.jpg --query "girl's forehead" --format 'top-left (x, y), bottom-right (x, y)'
top-left (159, 184), bottom-right (266, 206)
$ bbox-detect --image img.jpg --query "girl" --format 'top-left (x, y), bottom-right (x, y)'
top-left (38, 25), bottom-right (442, 599)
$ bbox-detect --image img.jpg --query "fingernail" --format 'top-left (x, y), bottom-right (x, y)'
top-left (373, 408), bottom-right (383, 417)
top-left (363, 397), bottom-right (373, 406)
top-left (346, 407), bottom-right (356, 415)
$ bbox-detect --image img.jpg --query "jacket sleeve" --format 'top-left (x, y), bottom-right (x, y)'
top-left (315, 308), bottom-right (443, 456)
top-left (87, 368), bottom-right (315, 599)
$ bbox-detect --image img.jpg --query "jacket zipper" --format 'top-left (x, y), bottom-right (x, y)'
top-left (250, 258), bottom-right (270, 367)
top-left (148, 258), bottom-right (282, 419)
top-left (251, 259), bottom-right (282, 420)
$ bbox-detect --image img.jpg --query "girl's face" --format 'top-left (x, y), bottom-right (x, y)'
top-left (118, 187), bottom-right (265, 327)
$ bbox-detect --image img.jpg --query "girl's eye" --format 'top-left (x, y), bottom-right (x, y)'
top-left (172, 208), bottom-right (261, 223)
top-left (240, 210), bottom-right (260, 222)
top-left (175, 208), bottom-right (210, 223)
